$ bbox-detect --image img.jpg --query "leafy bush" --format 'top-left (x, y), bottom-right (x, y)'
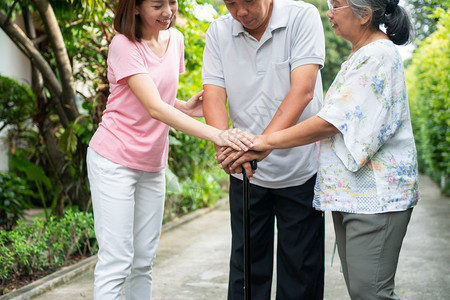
top-left (0, 210), bottom-right (97, 293)
top-left (0, 75), bottom-right (36, 130)
top-left (168, 129), bottom-right (219, 180)
top-left (166, 128), bottom-right (228, 223)
top-left (9, 156), bottom-right (64, 220)
top-left (0, 172), bottom-right (33, 230)
top-left (165, 167), bottom-right (227, 223)
top-left (406, 8), bottom-right (450, 194)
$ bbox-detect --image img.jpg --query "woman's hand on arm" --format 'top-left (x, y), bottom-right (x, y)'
top-left (175, 90), bottom-right (204, 117)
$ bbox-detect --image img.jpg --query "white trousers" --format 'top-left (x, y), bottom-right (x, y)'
top-left (87, 148), bottom-right (165, 300)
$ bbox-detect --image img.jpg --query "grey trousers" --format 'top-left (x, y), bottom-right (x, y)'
top-left (332, 209), bottom-right (413, 300)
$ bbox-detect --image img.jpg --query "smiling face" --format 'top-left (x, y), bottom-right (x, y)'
top-left (223, 0), bottom-right (273, 38)
top-left (136, 0), bottom-right (177, 34)
top-left (326, 0), bottom-right (365, 43)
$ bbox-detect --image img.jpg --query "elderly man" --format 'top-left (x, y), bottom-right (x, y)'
top-left (202, 0), bottom-right (326, 298)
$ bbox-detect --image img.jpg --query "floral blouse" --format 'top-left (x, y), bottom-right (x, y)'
top-left (313, 39), bottom-right (420, 214)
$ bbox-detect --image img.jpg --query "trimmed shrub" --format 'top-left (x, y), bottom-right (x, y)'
top-left (406, 8), bottom-right (450, 194)
top-left (0, 209), bottom-right (97, 293)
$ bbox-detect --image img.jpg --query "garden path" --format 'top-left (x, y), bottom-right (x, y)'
top-left (6, 174), bottom-right (450, 300)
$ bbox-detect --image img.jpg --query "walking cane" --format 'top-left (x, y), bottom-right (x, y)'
top-left (243, 160), bottom-right (257, 300)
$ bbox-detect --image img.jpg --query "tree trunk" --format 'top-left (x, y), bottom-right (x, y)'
top-left (31, 0), bottom-right (79, 122)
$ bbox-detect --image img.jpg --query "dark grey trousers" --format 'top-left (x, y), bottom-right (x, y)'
top-left (333, 209), bottom-right (413, 300)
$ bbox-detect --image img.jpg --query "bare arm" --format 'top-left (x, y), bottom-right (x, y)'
top-left (203, 84), bottom-right (230, 136)
top-left (202, 84), bottom-right (232, 155)
top-left (127, 74), bottom-right (252, 151)
top-left (252, 116), bottom-right (339, 151)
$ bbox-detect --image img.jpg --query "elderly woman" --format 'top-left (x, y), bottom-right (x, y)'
top-left (234, 0), bottom-right (419, 298)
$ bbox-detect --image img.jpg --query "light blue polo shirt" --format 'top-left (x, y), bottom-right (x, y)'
top-left (202, 0), bottom-right (325, 188)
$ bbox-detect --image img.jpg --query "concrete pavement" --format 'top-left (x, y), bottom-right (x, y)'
top-left (2, 174), bottom-right (449, 299)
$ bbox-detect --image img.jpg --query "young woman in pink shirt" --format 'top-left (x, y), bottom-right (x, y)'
top-left (86, 0), bottom-right (252, 298)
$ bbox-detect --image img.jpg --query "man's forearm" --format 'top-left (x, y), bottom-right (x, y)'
top-left (203, 85), bottom-right (230, 150)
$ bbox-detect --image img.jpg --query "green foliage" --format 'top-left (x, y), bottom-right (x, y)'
top-left (0, 75), bottom-right (36, 131)
top-left (176, 4), bottom-right (210, 99)
top-left (51, 1), bottom-right (114, 209)
top-left (168, 130), bottom-right (217, 180)
top-left (0, 76), bottom-right (58, 212)
top-left (10, 156), bottom-right (60, 220)
top-left (60, 1), bottom-right (114, 127)
top-left (406, 8), bottom-right (450, 194)
top-left (6, 128), bottom-right (61, 210)
top-left (50, 0), bottom-right (107, 19)
top-left (165, 167), bottom-right (226, 223)
top-left (0, 172), bottom-right (33, 231)
top-left (182, 168), bottom-right (225, 207)
top-left (0, 209), bottom-right (97, 293)
top-left (0, 0), bottom-right (107, 211)
top-left (58, 115), bottom-right (95, 159)
top-left (406, 0), bottom-right (450, 41)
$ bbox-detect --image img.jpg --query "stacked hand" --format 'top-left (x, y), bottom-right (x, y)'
top-left (214, 130), bottom-right (269, 180)
top-left (214, 128), bottom-right (255, 152)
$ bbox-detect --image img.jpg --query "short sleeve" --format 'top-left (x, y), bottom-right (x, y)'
top-left (290, 5), bottom-right (325, 70)
top-left (108, 34), bottom-right (148, 84)
top-left (318, 54), bottom-right (401, 172)
top-left (202, 23), bottom-right (226, 88)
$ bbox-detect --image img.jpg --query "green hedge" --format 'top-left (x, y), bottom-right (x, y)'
top-left (0, 210), bottom-right (97, 293)
top-left (406, 8), bottom-right (450, 194)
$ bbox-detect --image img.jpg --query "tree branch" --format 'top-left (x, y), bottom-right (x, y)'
top-left (0, 11), bottom-right (71, 127)
top-left (0, 12), bottom-right (62, 99)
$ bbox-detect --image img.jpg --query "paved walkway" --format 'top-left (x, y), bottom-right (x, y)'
top-left (3, 174), bottom-right (449, 299)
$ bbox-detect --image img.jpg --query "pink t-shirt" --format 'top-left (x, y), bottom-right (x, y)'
top-left (89, 29), bottom-right (185, 172)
